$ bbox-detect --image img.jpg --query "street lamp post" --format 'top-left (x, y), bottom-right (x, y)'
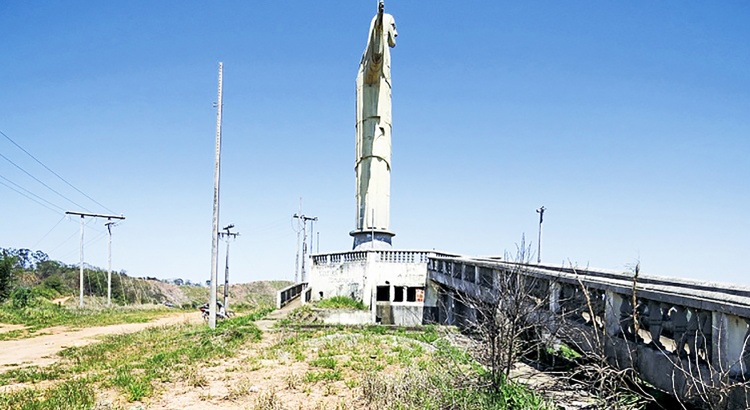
top-left (536, 206), bottom-right (545, 264)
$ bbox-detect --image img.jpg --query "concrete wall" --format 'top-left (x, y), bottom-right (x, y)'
top-left (317, 309), bottom-right (372, 325)
top-left (309, 250), bottom-right (452, 326)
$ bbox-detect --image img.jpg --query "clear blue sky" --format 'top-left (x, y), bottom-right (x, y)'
top-left (1, 2), bottom-right (748, 285)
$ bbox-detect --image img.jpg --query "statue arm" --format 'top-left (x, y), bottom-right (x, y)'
top-left (363, 4), bottom-right (385, 83)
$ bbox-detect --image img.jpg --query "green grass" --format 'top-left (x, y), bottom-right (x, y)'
top-left (0, 308), bottom-right (272, 403)
top-left (0, 378), bottom-right (95, 410)
top-left (315, 296), bottom-right (367, 310)
top-left (0, 300), bottom-right (173, 339)
top-left (0, 309), bottom-right (551, 408)
top-left (309, 357), bottom-right (337, 369)
top-left (275, 323), bottom-right (551, 410)
top-left (303, 369), bottom-right (342, 383)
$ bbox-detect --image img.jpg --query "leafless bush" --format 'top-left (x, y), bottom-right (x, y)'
top-left (442, 237), bottom-right (558, 392)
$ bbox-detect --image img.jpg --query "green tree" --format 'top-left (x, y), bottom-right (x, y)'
top-left (0, 256), bottom-right (15, 302)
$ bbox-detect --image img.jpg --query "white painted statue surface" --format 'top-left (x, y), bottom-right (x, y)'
top-left (355, 2), bottom-right (397, 234)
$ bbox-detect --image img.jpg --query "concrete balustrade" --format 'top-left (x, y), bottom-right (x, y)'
top-left (276, 282), bottom-right (308, 309)
top-left (428, 255), bottom-right (750, 406)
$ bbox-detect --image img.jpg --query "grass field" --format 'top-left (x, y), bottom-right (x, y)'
top-left (0, 308), bottom-right (271, 409)
top-left (0, 305), bottom-right (551, 409)
top-left (0, 301), bottom-right (175, 341)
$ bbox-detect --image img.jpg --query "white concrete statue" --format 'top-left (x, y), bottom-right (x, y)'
top-left (352, 1), bottom-right (398, 250)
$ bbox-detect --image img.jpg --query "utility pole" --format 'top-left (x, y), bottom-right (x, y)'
top-left (536, 206), bottom-right (546, 264)
top-left (208, 62), bottom-right (224, 329)
top-left (104, 221), bottom-right (120, 307)
top-left (309, 218), bottom-right (315, 255)
top-left (219, 224), bottom-right (239, 310)
top-left (293, 210), bottom-right (317, 283)
top-left (302, 215), bottom-right (317, 282)
top-left (65, 211), bottom-right (125, 307)
top-left (293, 198), bottom-right (302, 282)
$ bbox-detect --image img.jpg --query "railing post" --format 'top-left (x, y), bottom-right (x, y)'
top-left (604, 291), bottom-right (622, 338)
top-left (713, 311), bottom-right (726, 373)
top-left (549, 281), bottom-right (561, 314)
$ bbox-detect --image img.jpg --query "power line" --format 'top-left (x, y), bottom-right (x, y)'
top-left (58, 230), bottom-right (107, 260)
top-left (0, 130), bottom-right (116, 214)
top-left (0, 172), bottom-right (66, 213)
top-left (0, 177), bottom-right (62, 214)
top-left (0, 151), bottom-right (90, 212)
top-left (48, 218), bottom-right (99, 253)
top-left (31, 215), bottom-right (68, 249)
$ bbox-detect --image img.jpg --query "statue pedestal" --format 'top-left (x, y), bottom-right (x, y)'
top-left (350, 229), bottom-right (395, 250)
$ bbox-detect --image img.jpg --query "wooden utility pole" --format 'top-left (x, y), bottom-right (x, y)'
top-left (65, 211), bottom-right (125, 307)
top-left (209, 62), bottom-right (224, 329)
top-left (219, 224), bottom-right (239, 310)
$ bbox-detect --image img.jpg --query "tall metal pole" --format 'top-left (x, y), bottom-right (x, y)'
top-left (209, 62), bottom-right (224, 329)
top-left (536, 206), bottom-right (545, 264)
top-left (316, 231), bottom-right (320, 253)
top-left (106, 222), bottom-right (113, 306)
top-left (78, 215), bottom-right (84, 307)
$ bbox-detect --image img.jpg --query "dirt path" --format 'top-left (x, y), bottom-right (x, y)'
top-left (0, 323), bottom-right (26, 334)
top-left (0, 311), bottom-right (201, 370)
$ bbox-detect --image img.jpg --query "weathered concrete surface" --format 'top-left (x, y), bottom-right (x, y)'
top-left (317, 309), bottom-right (372, 325)
top-left (352, 2), bottom-right (398, 247)
top-left (429, 255), bottom-right (750, 408)
top-left (309, 250), bottom-right (453, 326)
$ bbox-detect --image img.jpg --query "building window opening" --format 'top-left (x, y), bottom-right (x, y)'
top-left (376, 286), bottom-right (390, 302)
top-left (393, 286), bottom-right (404, 302)
top-left (407, 287), bottom-right (425, 302)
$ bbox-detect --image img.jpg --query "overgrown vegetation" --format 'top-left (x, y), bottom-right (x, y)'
top-left (0, 378), bottom-right (95, 410)
top-left (0, 246), bottom-right (290, 340)
top-left (0, 301), bottom-right (172, 340)
top-left (0, 307), bottom-right (272, 407)
top-left (316, 295), bottom-right (368, 310)
top-left (265, 319), bottom-right (551, 409)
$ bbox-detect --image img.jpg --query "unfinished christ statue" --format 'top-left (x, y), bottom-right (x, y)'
top-left (352, 1), bottom-right (398, 249)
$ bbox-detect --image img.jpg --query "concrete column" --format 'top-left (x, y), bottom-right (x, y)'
top-left (444, 292), bottom-right (454, 325)
top-left (712, 311), bottom-right (727, 373)
top-left (604, 291), bottom-right (623, 338)
top-left (550, 281), bottom-right (561, 314)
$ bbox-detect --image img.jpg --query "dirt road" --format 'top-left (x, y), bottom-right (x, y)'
top-left (0, 311), bottom-right (201, 370)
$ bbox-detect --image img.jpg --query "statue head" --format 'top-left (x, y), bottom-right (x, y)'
top-left (384, 14), bottom-right (397, 48)
top-left (369, 13), bottom-right (398, 48)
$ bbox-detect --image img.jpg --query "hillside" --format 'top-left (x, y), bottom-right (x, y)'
top-left (0, 247), bottom-right (291, 308)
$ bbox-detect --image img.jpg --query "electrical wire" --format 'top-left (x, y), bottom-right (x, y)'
top-left (48, 228), bottom-right (81, 253)
top-left (0, 151), bottom-right (90, 212)
top-left (31, 215), bottom-right (67, 249)
top-left (47, 217), bottom-right (99, 254)
top-left (0, 130), bottom-right (116, 214)
top-left (0, 178), bottom-right (62, 214)
top-left (58, 230), bottom-right (107, 260)
top-left (0, 172), bottom-right (66, 213)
